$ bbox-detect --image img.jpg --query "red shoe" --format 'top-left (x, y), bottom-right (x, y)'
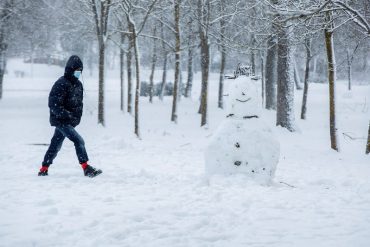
top-left (38, 166), bottom-right (48, 176)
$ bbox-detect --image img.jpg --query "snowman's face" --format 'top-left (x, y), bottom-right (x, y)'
top-left (231, 79), bottom-right (255, 104)
top-left (231, 81), bottom-right (257, 106)
top-left (235, 88), bottom-right (252, 103)
top-left (227, 77), bottom-right (261, 117)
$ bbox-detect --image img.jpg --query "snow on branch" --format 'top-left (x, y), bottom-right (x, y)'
top-left (332, 0), bottom-right (370, 35)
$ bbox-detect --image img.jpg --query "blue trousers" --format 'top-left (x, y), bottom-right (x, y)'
top-left (42, 125), bottom-right (89, 166)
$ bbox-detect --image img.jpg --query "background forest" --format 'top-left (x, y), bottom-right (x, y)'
top-left (1, 1), bottom-right (369, 151)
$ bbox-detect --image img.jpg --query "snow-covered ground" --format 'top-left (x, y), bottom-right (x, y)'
top-left (0, 59), bottom-right (369, 247)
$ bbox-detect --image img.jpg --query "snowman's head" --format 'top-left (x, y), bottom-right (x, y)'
top-left (227, 76), bottom-right (261, 118)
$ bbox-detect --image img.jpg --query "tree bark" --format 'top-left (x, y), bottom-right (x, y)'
top-left (185, 25), bottom-right (193, 98)
top-left (159, 20), bottom-right (167, 101)
top-left (324, 12), bottom-right (339, 151)
top-left (347, 49), bottom-right (352, 91)
top-left (301, 38), bottom-right (311, 120)
top-left (294, 60), bottom-right (303, 90)
top-left (198, 0), bottom-right (210, 126)
top-left (265, 34), bottom-right (278, 110)
top-left (366, 121), bottom-right (370, 154)
top-left (200, 41), bottom-right (209, 126)
top-left (127, 34), bottom-right (133, 113)
top-left (0, 62), bottom-right (4, 99)
top-left (132, 26), bottom-right (141, 138)
top-left (171, 0), bottom-right (181, 123)
top-left (276, 21), bottom-right (295, 132)
top-left (313, 56), bottom-right (317, 74)
top-left (120, 33), bottom-right (125, 112)
top-left (178, 64), bottom-right (183, 101)
top-left (98, 41), bottom-right (105, 126)
top-left (0, 42), bottom-right (6, 100)
top-left (250, 0), bottom-right (257, 76)
top-left (149, 27), bottom-right (157, 103)
top-left (250, 37), bottom-right (256, 76)
top-left (91, 0), bottom-right (111, 126)
top-left (218, 47), bottom-right (226, 109)
top-left (261, 55), bottom-right (265, 107)
top-left (251, 50), bottom-right (256, 75)
top-left (218, 0), bottom-right (226, 109)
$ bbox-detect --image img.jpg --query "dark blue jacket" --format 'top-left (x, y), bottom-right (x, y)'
top-left (48, 55), bottom-right (84, 127)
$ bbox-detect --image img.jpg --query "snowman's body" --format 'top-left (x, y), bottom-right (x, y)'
top-left (205, 76), bottom-right (280, 183)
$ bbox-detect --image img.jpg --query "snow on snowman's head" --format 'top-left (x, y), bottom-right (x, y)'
top-left (227, 76), bottom-right (261, 118)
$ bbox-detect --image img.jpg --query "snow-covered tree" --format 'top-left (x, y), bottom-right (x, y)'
top-left (184, 21), bottom-right (194, 98)
top-left (197, 0), bottom-right (211, 127)
top-left (265, 31), bottom-right (278, 111)
top-left (276, 17), bottom-right (295, 132)
top-left (117, 0), bottom-right (160, 138)
top-left (217, 0), bottom-right (227, 109)
top-left (119, 29), bottom-right (126, 112)
top-left (324, 10), bottom-right (339, 151)
top-left (300, 37), bottom-right (312, 120)
top-left (148, 26), bottom-right (158, 104)
top-left (367, 121), bottom-right (370, 155)
top-left (88, 0), bottom-right (113, 126)
top-left (171, 0), bottom-right (181, 123)
top-left (0, 0), bottom-right (16, 100)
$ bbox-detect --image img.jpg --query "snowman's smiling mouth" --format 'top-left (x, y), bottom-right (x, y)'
top-left (236, 97), bottom-right (251, 103)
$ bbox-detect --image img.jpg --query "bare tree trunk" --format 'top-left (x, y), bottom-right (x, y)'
top-left (294, 60), bottom-right (303, 90)
top-left (121, 0), bottom-right (158, 137)
top-left (98, 41), bottom-right (105, 126)
top-left (149, 27), bottom-right (157, 103)
top-left (250, 37), bottom-right (256, 76)
top-left (171, 0), bottom-right (181, 123)
top-left (91, 0), bottom-right (111, 126)
top-left (197, 95), bottom-right (202, 114)
top-left (276, 21), bottom-right (295, 132)
top-left (160, 54), bottom-right (168, 101)
top-left (185, 48), bottom-right (193, 98)
top-left (127, 35), bottom-right (133, 113)
top-left (198, 0), bottom-right (210, 126)
top-left (159, 20), bottom-right (167, 101)
top-left (366, 121), bottom-right (370, 154)
top-left (265, 34), bottom-right (278, 110)
top-left (178, 65), bottom-right (183, 101)
top-left (0, 42), bottom-right (6, 100)
top-left (347, 49), bottom-right (352, 91)
top-left (362, 50), bottom-right (368, 71)
top-left (250, 0), bottom-right (256, 76)
top-left (0, 64), bottom-right (4, 99)
top-left (185, 25), bottom-right (193, 98)
top-left (301, 38), bottom-right (311, 120)
top-left (251, 50), bottom-right (256, 75)
top-left (324, 12), bottom-right (339, 151)
top-left (200, 42), bottom-right (209, 126)
top-left (132, 28), bottom-right (141, 138)
top-left (313, 57), bottom-right (317, 74)
top-left (218, 48), bottom-right (226, 109)
top-left (120, 33), bottom-right (125, 112)
top-left (218, 0), bottom-right (226, 109)
top-left (261, 55), bottom-right (265, 107)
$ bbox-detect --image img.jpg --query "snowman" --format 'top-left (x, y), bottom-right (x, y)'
top-left (205, 69), bottom-right (280, 184)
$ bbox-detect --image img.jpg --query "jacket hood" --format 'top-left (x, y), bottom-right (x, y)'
top-left (64, 55), bottom-right (83, 78)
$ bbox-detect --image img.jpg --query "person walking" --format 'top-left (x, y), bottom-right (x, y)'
top-left (38, 55), bottom-right (102, 177)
